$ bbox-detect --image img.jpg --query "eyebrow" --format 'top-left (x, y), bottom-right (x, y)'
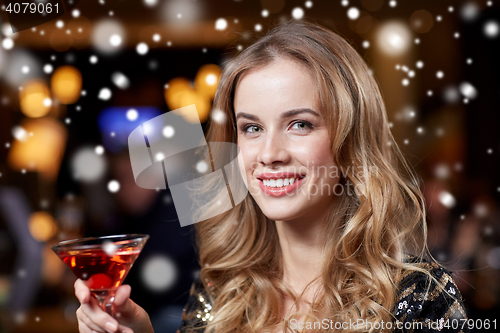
top-left (235, 108), bottom-right (321, 121)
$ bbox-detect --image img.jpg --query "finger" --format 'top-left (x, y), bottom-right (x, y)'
top-left (79, 298), bottom-right (119, 333)
top-left (114, 285), bottom-right (135, 315)
top-left (117, 324), bottom-right (134, 333)
top-left (114, 285), bottom-right (131, 306)
top-left (77, 307), bottom-right (106, 333)
top-left (74, 279), bottom-right (90, 304)
top-left (78, 317), bottom-right (101, 333)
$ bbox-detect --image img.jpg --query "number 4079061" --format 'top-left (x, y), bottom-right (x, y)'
top-left (6, 2), bottom-right (59, 14)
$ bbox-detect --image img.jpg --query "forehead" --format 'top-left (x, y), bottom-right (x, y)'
top-left (233, 58), bottom-right (320, 116)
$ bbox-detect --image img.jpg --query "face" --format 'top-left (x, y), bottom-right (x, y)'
top-left (234, 57), bottom-right (340, 223)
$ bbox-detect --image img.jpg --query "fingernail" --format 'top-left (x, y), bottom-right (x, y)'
top-left (105, 321), bottom-right (118, 332)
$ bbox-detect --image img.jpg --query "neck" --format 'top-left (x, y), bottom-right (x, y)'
top-left (275, 208), bottom-right (329, 297)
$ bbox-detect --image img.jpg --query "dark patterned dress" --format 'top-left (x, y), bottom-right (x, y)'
top-left (176, 257), bottom-right (469, 333)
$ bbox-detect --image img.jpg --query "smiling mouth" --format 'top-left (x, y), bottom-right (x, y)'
top-left (257, 175), bottom-right (306, 188)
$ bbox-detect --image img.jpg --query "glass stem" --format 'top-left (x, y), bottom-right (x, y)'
top-left (92, 290), bottom-right (117, 317)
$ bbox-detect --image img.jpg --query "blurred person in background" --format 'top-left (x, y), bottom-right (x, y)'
top-left (452, 191), bottom-right (500, 326)
top-left (423, 171), bottom-right (500, 328)
top-left (424, 179), bottom-right (455, 262)
top-left (0, 186), bottom-right (43, 328)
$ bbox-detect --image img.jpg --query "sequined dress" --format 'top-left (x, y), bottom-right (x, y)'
top-left (176, 257), bottom-right (469, 333)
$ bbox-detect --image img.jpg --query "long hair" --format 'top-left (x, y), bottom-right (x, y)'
top-left (191, 19), bottom-right (433, 333)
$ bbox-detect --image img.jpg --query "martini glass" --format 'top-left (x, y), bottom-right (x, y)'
top-left (52, 234), bottom-right (149, 316)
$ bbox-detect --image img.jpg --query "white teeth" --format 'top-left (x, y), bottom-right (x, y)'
top-left (262, 177), bottom-right (301, 188)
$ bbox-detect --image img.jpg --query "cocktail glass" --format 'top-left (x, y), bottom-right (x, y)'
top-left (51, 234), bottom-right (149, 316)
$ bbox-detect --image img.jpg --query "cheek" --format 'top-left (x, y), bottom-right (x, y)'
top-left (299, 141), bottom-right (337, 179)
top-left (297, 140), bottom-right (333, 165)
top-left (237, 151), bottom-right (248, 188)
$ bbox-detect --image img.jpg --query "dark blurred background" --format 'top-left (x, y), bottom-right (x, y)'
top-left (0, 0), bottom-right (499, 332)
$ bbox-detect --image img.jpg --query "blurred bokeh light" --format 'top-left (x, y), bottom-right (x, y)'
top-left (194, 64), bottom-right (221, 100)
top-left (91, 19), bottom-right (126, 55)
top-left (19, 80), bottom-right (52, 118)
top-left (71, 147), bottom-right (108, 183)
top-left (28, 212), bottom-right (58, 242)
top-left (50, 66), bottom-right (82, 104)
top-left (3, 49), bottom-right (41, 87)
top-left (165, 77), bottom-right (192, 111)
top-left (7, 118), bottom-right (67, 181)
top-left (376, 20), bottom-right (412, 56)
top-left (141, 255), bottom-right (178, 292)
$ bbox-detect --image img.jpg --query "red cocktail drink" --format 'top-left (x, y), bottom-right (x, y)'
top-left (52, 234), bottom-right (149, 316)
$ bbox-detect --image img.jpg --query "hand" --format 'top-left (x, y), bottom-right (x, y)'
top-left (74, 279), bottom-right (154, 333)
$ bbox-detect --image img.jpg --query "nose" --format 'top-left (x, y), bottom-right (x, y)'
top-left (257, 130), bottom-right (290, 167)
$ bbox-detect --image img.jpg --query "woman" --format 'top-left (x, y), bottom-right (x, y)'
top-left (74, 20), bottom-right (469, 333)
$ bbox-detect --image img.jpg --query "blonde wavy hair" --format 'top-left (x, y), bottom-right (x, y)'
top-left (191, 19), bottom-right (435, 333)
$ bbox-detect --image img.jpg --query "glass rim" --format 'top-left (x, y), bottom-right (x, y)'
top-left (51, 234), bottom-right (149, 252)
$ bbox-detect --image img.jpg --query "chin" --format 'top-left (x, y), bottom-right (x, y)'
top-left (259, 207), bottom-right (302, 222)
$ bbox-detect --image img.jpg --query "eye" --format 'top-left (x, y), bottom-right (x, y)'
top-left (290, 121), bottom-right (314, 131)
top-left (242, 124), bottom-right (262, 133)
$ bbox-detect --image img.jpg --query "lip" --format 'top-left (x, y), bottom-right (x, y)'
top-left (257, 172), bottom-right (306, 180)
top-left (257, 175), bottom-right (306, 198)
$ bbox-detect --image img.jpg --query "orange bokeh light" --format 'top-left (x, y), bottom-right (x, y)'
top-left (51, 66), bottom-right (82, 104)
top-left (178, 89), bottom-right (211, 123)
top-left (7, 118), bottom-right (67, 182)
top-left (29, 211), bottom-right (58, 242)
top-left (19, 79), bottom-right (52, 118)
top-left (165, 77), bottom-right (192, 111)
top-left (194, 64), bottom-right (221, 100)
